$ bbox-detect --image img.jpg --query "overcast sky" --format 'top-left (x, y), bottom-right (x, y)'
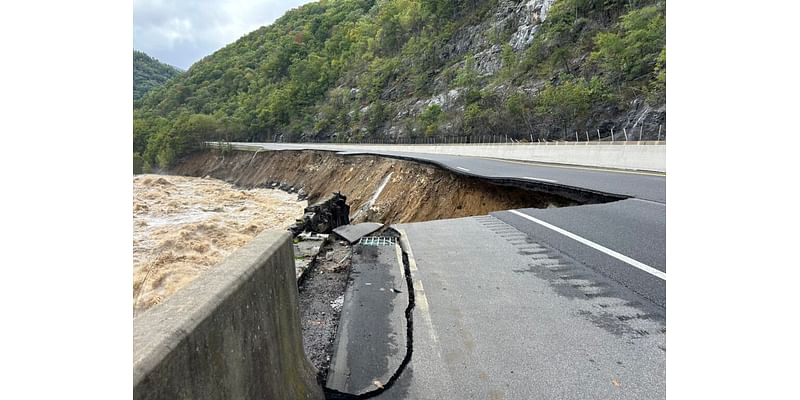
top-left (134, 0), bottom-right (315, 70)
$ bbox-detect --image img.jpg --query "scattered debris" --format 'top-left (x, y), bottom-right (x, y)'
top-left (299, 232), bottom-right (328, 241)
top-left (297, 238), bottom-right (352, 384)
top-left (290, 192), bottom-right (350, 235)
top-left (293, 235), bottom-right (327, 280)
top-left (330, 295), bottom-right (344, 313)
top-left (332, 222), bottom-right (385, 244)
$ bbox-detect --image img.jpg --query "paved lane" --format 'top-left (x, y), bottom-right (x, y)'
top-left (238, 143), bottom-right (666, 202)
top-left (376, 217), bottom-right (665, 399)
top-left (493, 199), bottom-right (666, 308)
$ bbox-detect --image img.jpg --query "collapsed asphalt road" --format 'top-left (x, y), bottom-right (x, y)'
top-left (178, 144), bottom-right (666, 399)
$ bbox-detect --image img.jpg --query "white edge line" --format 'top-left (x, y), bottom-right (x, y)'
top-left (629, 198), bottom-right (667, 207)
top-left (397, 229), bottom-right (439, 345)
top-left (455, 166), bottom-right (470, 172)
top-left (522, 176), bottom-right (558, 183)
top-left (508, 210), bottom-right (666, 281)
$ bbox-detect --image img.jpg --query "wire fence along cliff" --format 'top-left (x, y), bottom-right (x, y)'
top-left (257, 125), bottom-right (666, 145)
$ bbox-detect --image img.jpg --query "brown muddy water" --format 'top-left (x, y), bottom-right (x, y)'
top-left (132, 174), bottom-right (306, 315)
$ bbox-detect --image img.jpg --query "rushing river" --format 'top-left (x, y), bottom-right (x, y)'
top-left (132, 174), bottom-right (306, 315)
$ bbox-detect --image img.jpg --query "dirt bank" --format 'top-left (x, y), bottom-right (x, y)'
top-left (172, 150), bottom-right (586, 225)
top-left (132, 174), bottom-right (306, 315)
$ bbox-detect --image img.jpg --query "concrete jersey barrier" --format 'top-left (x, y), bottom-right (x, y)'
top-left (133, 230), bottom-right (324, 400)
top-left (215, 142), bottom-right (667, 173)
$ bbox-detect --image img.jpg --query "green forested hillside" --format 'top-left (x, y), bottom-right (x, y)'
top-left (133, 51), bottom-right (183, 101)
top-left (134, 0), bottom-right (665, 169)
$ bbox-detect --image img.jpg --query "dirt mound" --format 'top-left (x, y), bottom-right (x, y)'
top-left (132, 174), bottom-right (306, 315)
top-left (172, 150), bottom-right (582, 225)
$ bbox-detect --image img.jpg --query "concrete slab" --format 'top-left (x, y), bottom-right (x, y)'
top-left (293, 239), bottom-right (324, 280)
top-left (326, 241), bottom-right (407, 395)
top-left (333, 222), bottom-right (385, 244)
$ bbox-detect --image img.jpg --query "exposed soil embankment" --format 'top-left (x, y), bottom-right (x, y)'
top-left (172, 150), bottom-right (607, 225)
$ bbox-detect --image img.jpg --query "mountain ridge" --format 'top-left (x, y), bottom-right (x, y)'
top-left (134, 0), bottom-right (665, 168)
top-left (133, 50), bottom-right (183, 102)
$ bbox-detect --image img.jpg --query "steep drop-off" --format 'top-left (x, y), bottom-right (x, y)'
top-left (172, 149), bottom-right (616, 225)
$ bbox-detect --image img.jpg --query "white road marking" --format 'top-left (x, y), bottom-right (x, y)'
top-left (398, 229), bottom-right (439, 344)
top-left (508, 210), bottom-right (666, 280)
top-left (455, 166), bottom-right (470, 172)
top-left (630, 198), bottom-right (666, 206)
top-left (522, 176), bottom-right (558, 183)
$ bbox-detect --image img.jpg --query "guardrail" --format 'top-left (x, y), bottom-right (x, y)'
top-left (208, 141), bottom-right (666, 173)
top-left (278, 140), bottom-right (666, 146)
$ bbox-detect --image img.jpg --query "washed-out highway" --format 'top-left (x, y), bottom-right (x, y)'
top-left (135, 141), bottom-right (666, 399)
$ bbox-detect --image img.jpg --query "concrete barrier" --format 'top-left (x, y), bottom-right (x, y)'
top-left (217, 142), bottom-right (666, 173)
top-left (133, 230), bottom-right (324, 400)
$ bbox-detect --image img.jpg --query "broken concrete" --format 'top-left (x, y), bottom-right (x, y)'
top-left (333, 223), bottom-right (385, 244)
top-left (290, 192), bottom-right (350, 235)
top-left (293, 239), bottom-right (325, 281)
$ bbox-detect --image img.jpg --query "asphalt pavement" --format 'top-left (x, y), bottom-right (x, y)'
top-left (245, 143), bottom-right (666, 202)
top-left (377, 218), bottom-right (665, 399)
top-left (237, 142), bottom-right (667, 398)
top-left (493, 199), bottom-right (666, 307)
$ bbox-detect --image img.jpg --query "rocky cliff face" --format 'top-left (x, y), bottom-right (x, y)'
top-left (349, 0), bottom-right (665, 142)
top-left (379, 0), bottom-right (560, 139)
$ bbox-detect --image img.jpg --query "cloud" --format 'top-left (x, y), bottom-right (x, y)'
top-left (134, 0), bottom-right (314, 69)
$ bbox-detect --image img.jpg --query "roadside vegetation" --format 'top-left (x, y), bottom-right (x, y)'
top-left (134, 0), bottom-right (665, 169)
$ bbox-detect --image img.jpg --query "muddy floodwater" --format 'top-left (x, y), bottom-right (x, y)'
top-left (133, 174), bottom-right (306, 315)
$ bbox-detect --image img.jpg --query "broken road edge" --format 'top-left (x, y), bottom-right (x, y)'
top-left (322, 228), bottom-right (417, 400)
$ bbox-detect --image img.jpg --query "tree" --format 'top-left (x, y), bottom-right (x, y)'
top-left (535, 76), bottom-right (607, 139)
top-left (590, 5), bottom-right (666, 89)
top-left (500, 44), bottom-right (517, 80)
top-left (419, 104), bottom-right (443, 136)
top-left (506, 93), bottom-right (535, 140)
top-left (648, 47), bottom-right (666, 105)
